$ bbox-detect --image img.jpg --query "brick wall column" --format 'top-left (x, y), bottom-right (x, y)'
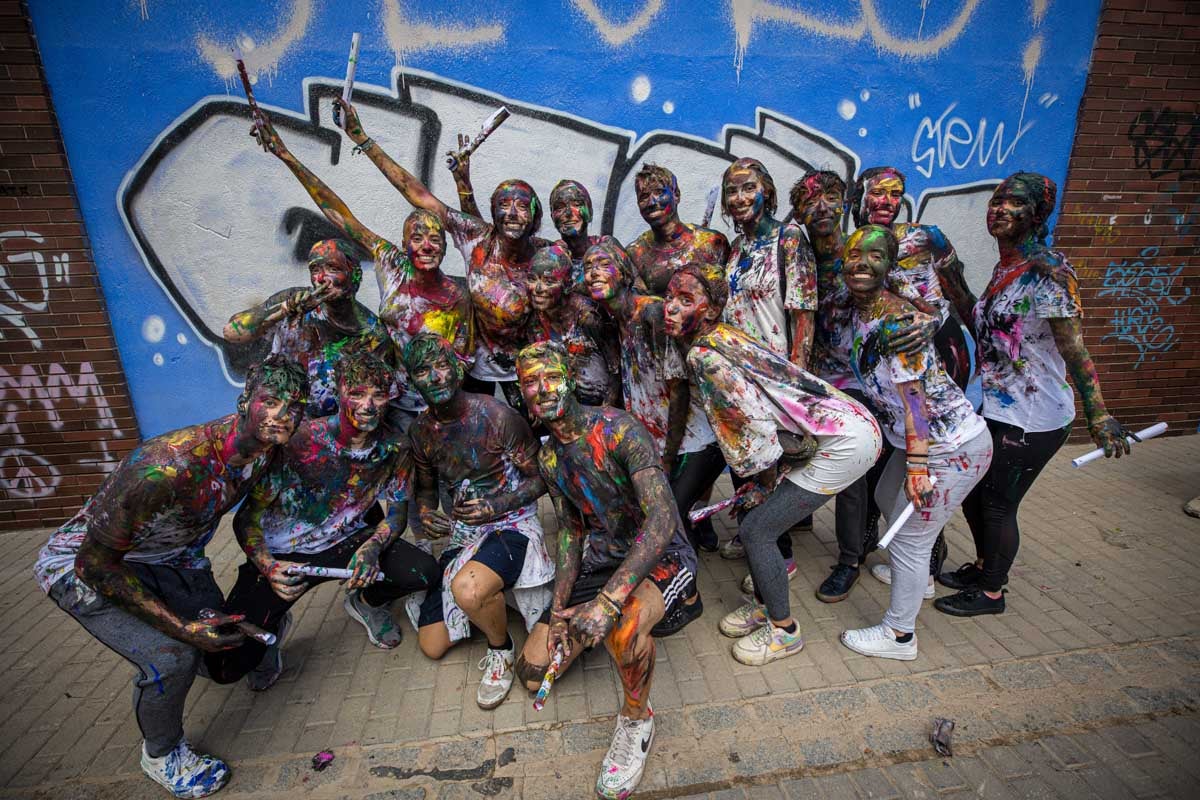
top-left (1055, 0), bottom-right (1199, 441)
top-left (0, 0), bottom-right (140, 529)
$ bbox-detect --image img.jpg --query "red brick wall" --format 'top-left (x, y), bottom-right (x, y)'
top-left (0, 1), bottom-right (140, 530)
top-left (1055, 0), bottom-right (1199, 442)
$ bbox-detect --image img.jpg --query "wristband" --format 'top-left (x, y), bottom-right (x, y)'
top-left (352, 137), bottom-right (375, 156)
top-left (458, 188), bottom-right (474, 196)
top-left (597, 592), bottom-right (623, 616)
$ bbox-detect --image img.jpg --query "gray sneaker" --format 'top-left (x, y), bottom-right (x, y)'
top-left (344, 590), bottom-right (402, 649)
top-left (246, 611), bottom-right (291, 692)
top-left (476, 646), bottom-right (515, 709)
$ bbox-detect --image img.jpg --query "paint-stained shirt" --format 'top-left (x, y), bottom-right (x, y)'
top-left (409, 392), bottom-right (543, 513)
top-left (812, 256), bottom-right (857, 390)
top-left (445, 210), bottom-right (550, 381)
top-left (538, 406), bottom-right (697, 576)
top-left (33, 415), bottom-right (271, 593)
top-left (373, 240), bottom-right (472, 410)
top-left (687, 324), bottom-right (881, 494)
top-left (974, 252), bottom-right (1081, 432)
top-left (268, 290), bottom-right (394, 417)
top-left (612, 295), bottom-right (714, 456)
top-left (525, 295), bottom-right (619, 407)
top-left (890, 223), bottom-right (957, 323)
top-left (723, 220), bottom-right (817, 358)
top-left (236, 417), bottom-right (410, 555)
top-left (627, 224), bottom-right (730, 296)
top-left (851, 308), bottom-right (986, 453)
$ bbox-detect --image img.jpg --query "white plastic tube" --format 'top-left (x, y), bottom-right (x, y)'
top-left (878, 476), bottom-right (937, 550)
top-left (334, 32), bottom-right (360, 129)
top-left (287, 564), bottom-right (383, 581)
top-left (1071, 422), bottom-right (1167, 468)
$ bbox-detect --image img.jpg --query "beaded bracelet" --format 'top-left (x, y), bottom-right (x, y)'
top-left (351, 137), bottom-right (375, 156)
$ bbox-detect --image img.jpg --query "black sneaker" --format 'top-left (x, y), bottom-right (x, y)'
top-left (934, 588), bottom-right (1005, 617)
top-left (929, 531), bottom-right (949, 577)
top-left (936, 562), bottom-right (984, 590)
top-left (652, 594), bottom-right (703, 637)
top-left (816, 563), bottom-right (859, 603)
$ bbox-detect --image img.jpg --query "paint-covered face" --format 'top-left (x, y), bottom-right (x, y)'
top-left (408, 349), bottom-right (462, 406)
top-left (723, 165), bottom-right (767, 226)
top-left (518, 356), bottom-right (573, 422)
top-left (529, 265), bottom-right (567, 312)
top-left (635, 178), bottom-right (677, 227)
top-left (843, 228), bottom-right (892, 293)
top-left (338, 381), bottom-right (390, 435)
top-left (987, 182), bottom-right (1038, 242)
top-left (550, 185), bottom-right (591, 238)
top-left (243, 385), bottom-right (303, 446)
top-left (584, 249), bottom-right (623, 301)
top-left (309, 257), bottom-right (357, 301)
top-left (797, 179), bottom-right (844, 236)
top-left (863, 172), bottom-right (904, 226)
top-left (404, 214), bottom-right (446, 272)
top-left (664, 272), bottom-right (716, 339)
top-left (493, 184), bottom-right (536, 241)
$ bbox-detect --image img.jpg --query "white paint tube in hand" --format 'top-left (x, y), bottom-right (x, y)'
top-left (1071, 421), bottom-right (1166, 468)
top-left (688, 495), bottom-right (737, 523)
top-left (701, 185), bottom-right (720, 228)
top-left (333, 32), bottom-right (361, 130)
top-left (877, 476), bottom-right (937, 550)
top-left (446, 106), bottom-right (510, 169)
top-left (286, 564), bottom-right (385, 582)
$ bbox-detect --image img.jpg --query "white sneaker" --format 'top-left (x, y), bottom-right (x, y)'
top-left (731, 622), bottom-right (805, 666)
top-left (141, 740), bottom-right (230, 798)
top-left (596, 709), bottom-right (655, 799)
top-left (476, 646), bottom-right (515, 709)
top-left (718, 601), bottom-right (768, 638)
top-left (740, 559), bottom-right (798, 594)
top-left (870, 563), bottom-right (935, 599)
top-left (719, 535), bottom-right (745, 560)
top-left (840, 622), bottom-right (918, 661)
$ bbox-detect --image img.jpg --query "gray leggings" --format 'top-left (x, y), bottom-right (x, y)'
top-left (740, 481), bottom-right (831, 621)
top-left (49, 564), bottom-right (223, 757)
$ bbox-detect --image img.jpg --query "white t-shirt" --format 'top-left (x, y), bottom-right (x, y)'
top-left (722, 221), bottom-right (817, 359)
top-left (974, 254), bottom-right (1081, 433)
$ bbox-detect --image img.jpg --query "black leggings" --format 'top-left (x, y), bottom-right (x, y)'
top-left (961, 418), bottom-right (1070, 592)
top-left (671, 444), bottom-right (727, 549)
top-left (731, 471), bottom-right (793, 560)
top-left (206, 529), bottom-right (440, 683)
top-left (834, 388), bottom-right (894, 567)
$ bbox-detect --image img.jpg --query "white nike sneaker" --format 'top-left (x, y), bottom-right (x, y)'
top-left (476, 646), bottom-right (515, 709)
top-left (141, 740), bottom-right (230, 798)
top-left (718, 601), bottom-right (768, 638)
top-left (840, 622), bottom-right (919, 661)
top-left (596, 708), bottom-right (655, 799)
top-left (870, 563), bottom-right (935, 599)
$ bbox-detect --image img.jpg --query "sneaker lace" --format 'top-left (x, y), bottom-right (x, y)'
top-left (606, 716), bottom-right (640, 767)
top-left (748, 625), bottom-right (775, 646)
top-left (478, 649), bottom-right (507, 680)
top-left (170, 741), bottom-right (204, 772)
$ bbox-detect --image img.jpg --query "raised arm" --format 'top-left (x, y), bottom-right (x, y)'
top-left (333, 98), bottom-right (449, 221)
top-left (447, 132), bottom-right (483, 218)
top-left (252, 111), bottom-right (383, 254)
top-left (224, 286), bottom-right (326, 343)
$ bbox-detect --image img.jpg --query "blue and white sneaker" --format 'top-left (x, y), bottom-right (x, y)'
top-left (141, 740), bottom-right (230, 798)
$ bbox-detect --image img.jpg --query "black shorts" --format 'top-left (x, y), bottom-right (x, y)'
top-left (417, 530), bottom-right (529, 627)
top-left (536, 552), bottom-right (696, 625)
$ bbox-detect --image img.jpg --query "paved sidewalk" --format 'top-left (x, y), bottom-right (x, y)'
top-left (1, 435), bottom-right (1198, 798)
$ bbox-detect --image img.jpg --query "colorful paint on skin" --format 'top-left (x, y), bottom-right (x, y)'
top-left (527, 244), bottom-right (619, 406)
top-left (975, 173), bottom-right (1129, 455)
top-left (584, 237), bottom-right (689, 461)
top-left (549, 179), bottom-right (604, 289)
top-left (855, 167), bottom-right (905, 227)
top-left (720, 157), bottom-right (817, 368)
top-left (33, 356), bottom-right (308, 646)
top-left (626, 163), bottom-right (730, 295)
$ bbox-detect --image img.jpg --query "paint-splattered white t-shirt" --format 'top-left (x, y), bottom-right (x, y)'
top-left (722, 221), bottom-right (817, 359)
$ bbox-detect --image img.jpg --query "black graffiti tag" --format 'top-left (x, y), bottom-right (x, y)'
top-left (1127, 108), bottom-right (1199, 180)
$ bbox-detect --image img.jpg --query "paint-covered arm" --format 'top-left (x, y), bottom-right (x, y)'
top-left (602, 466), bottom-right (677, 604)
top-left (663, 378), bottom-right (687, 473)
top-left (783, 224), bottom-right (818, 368)
top-left (1049, 316), bottom-right (1131, 458)
top-left (896, 377), bottom-right (935, 509)
top-left (789, 310), bottom-right (815, 368)
top-left (232, 472), bottom-right (307, 601)
top-left (224, 287), bottom-right (322, 344)
top-left (333, 98), bottom-right (449, 221)
top-left (251, 111), bottom-right (384, 254)
top-left (446, 132), bottom-right (483, 218)
top-left (547, 492), bottom-right (585, 658)
top-left (934, 253), bottom-right (977, 334)
top-left (411, 440), bottom-right (451, 538)
top-left (346, 507), bottom-right (404, 589)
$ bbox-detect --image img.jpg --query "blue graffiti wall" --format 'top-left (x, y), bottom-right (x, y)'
top-left (29, 0), bottom-right (1102, 437)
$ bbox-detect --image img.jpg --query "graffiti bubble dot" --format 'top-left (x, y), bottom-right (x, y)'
top-left (837, 99), bottom-right (856, 121)
top-left (176, 332), bottom-right (188, 345)
top-left (858, 127), bottom-right (868, 137)
top-left (662, 100), bottom-right (675, 114)
top-left (142, 315), bottom-right (165, 343)
top-left (631, 75), bottom-right (651, 104)
top-left (859, 89), bottom-right (871, 102)
top-left (152, 353), bottom-right (164, 366)
top-left (238, 34), bottom-right (256, 53)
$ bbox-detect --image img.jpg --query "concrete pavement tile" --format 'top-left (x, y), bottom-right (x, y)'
top-left (1047, 651), bottom-right (1116, 685)
top-left (686, 702), bottom-right (750, 732)
top-left (809, 686), bottom-right (871, 720)
top-left (273, 751), bottom-right (353, 790)
top-left (989, 661), bottom-right (1056, 691)
top-left (869, 678), bottom-right (935, 710)
top-left (862, 721), bottom-right (928, 755)
top-left (361, 788), bottom-right (427, 800)
top-left (979, 745), bottom-right (1035, 780)
top-left (796, 736), bottom-right (859, 769)
top-left (749, 694), bottom-right (817, 723)
top-left (560, 720), bottom-right (612, 755)
top-left (1121, 684), bottom-right (1194, 714)
top-left (923, 759), bottom-right (968, 793)
top-left (847, 766), bottom-right (900, 799)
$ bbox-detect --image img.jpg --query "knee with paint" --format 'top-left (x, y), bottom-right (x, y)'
top-left (604, 599), bottom-right (648, 668)
top-left (146, 641), bottom-right (202, 688)
top-left (450, 571), bottom-right (492, 613)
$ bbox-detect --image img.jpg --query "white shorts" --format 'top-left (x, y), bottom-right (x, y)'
top-left (785, 414), bottom-right (883, 496)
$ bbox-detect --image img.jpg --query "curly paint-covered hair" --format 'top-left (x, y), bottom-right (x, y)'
top-left (633, 162), bottom-right (678, 197)
top-left (996, 171), bottom-right (1059, 243)
top-left (516, 340), bottom-right (572, 380)
top-left (721, 157), bottom-right (777, 220)
top-left (490, 179), bottom-right (543, 236)
top-left (549, 180), bottom-right (593, 223)
top-left (401, 332), bottom-right (461, 377)
top-left (530, 242), bottom-right (573, 281)
top-left (241, 353), bottom-right (309, 409)
top-left (335, 348), bottom-right (396, 393)
top-left (583, 236), bottom-right (636, 289)
top-left (849, 166), bottom-right (906, 227)
top-left (790, 170), bottom-right (846, 217)
top-left (675, 261), bottom-right (730, 316)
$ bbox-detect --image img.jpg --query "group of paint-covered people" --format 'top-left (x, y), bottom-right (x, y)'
top-left (33, 96), bottom-right (1136, 800)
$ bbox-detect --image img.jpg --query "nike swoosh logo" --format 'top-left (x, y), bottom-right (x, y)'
top-left (641, 733), bottom-right (651, 753)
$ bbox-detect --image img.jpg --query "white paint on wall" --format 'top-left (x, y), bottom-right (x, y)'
top-left (197, 0), bottom-right (314, 82)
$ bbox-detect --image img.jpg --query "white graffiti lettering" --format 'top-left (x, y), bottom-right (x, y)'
top-left (911, 102), bottom-right (1033, 179)
top-left (0, 229), bottom-right (71, 350)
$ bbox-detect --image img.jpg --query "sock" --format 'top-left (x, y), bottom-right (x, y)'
top-left (779, 620), bottom-right (797, 635)
top-left (895, 632), bottom-right (914, 643)
top-left (490, 633), bottom-right (513, 651)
